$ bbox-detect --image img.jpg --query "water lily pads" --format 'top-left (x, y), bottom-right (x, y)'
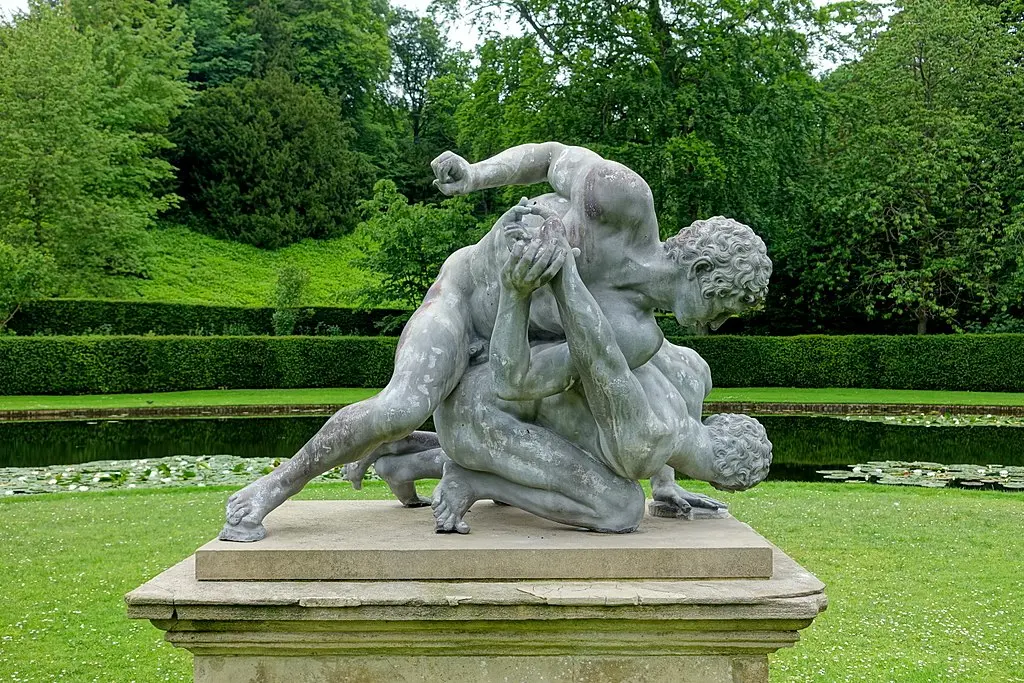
top-left (0, 454), bottom-right (377, 496)
top-left (817, 461), bottom-right (1024, 491)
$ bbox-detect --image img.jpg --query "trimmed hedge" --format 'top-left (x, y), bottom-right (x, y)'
top-left (0, 336), bottom-right (397, 395)
top-left (673, 334), bottom-right (1024, 392)
top-left (1, 333), bottom-right (1022, 396)
top-left (7, 299), bottom-right (409, 337)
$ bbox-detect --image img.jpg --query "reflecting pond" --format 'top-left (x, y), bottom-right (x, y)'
top-left (1, 415), bottom-right (1023, 480)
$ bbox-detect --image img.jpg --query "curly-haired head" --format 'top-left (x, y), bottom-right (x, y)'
top-left (703, 413), bottom-right (772, 491)
top-left (664, 217), bottom-right (772, 305)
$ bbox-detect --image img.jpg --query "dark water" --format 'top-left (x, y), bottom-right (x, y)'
top-left (1, 415), bottom-right (1023, 479)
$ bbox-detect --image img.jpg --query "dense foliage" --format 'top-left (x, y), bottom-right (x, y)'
top-left (0, 1), bottom-right (190, 322)
top-left (0, 335), bottom-right (398, 394)
top-left (4, 333), bottom-right (1024, 395)
top-left (6, 299), bottom-right (409, 337)
top-left (799, 0), bottom-right (1024, 334)
top-left (354, 180), bottom-right (483, 310)
top-left (2, 0), bottom-right (1023, 334)
top-left (172, 70), bottom-right (370, 247)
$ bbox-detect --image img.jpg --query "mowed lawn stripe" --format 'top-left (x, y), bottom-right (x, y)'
top-left (2, 386), bottom-right (1024, 412)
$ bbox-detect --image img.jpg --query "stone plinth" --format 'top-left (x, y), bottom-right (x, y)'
top-left (196, 500), bottom-right (774, 581)
top-left (127, 501), bottom-right (826, 683)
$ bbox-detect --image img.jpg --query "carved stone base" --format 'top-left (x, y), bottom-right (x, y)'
top-left (127, 502), bottom-right (826, 683)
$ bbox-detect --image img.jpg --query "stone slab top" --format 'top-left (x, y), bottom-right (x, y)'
top-left (127, 549), bottom-right (826, 624)
top-left (196, 501), bottom-right (775, 582)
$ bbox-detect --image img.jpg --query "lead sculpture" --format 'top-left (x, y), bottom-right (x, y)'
top-left (220, 142), bottom-right (773, 542)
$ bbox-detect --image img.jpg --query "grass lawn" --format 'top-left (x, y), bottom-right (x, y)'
top-left (3, 386), bottom-right (1023, 412)
top-left (706, 387), bottom-right (1024, 406)
top-left (0, 388), bottom-right (381, 412)
top-left (1, 482), bottom-right (1021, 682)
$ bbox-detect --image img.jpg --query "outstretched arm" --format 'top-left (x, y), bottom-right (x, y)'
top-left (432, 143), bottom-right (602, 199)
top-left (649, 464), bottom-right (727, 515)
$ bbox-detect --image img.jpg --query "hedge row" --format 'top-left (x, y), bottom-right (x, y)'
top-left (2, 334), bottom-right (1022, 396)
top-left (0, 336), bottom-right (397, 395)
top-left (8, 299), bottom-right (410, 337)
top-left (10, 299), bottom-right (690, 340)
top-left (674, 334), bottom-right (1024, 392)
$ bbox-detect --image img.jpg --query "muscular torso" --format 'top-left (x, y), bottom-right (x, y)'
top-left (459, 167), bottom-right (666, 372)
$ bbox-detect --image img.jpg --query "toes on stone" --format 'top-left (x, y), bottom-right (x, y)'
top-left (218, 520), bottom-right (267, 542)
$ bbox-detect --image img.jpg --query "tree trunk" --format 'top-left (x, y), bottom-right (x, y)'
top-left (916, 308), bottom-right (928, 335)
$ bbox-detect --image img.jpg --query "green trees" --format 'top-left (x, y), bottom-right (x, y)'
top-left (0, 1), bottom-right (190, 327)
top-left (451, 0), bottom-right (825, 237)
top-left (173, 70), bottom-right (371, 248)
top-left (183, 0), bottom-right (259, 88)
top-left (384, 9), bottom-right (469, 202)
top-left (172, 0), bottom-right (393, 247)
top-left (804, 0), bottom-right (1024, 333)
top-left (2, 0), bottom-right (1023, 334)
top-left (355, 180), bottom-right (482, 309)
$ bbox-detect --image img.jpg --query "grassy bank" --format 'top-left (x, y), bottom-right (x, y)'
top-left (0, 481), bottom-right (1021, 682)
top-left (2, 386), bottom-right (1023, 412)
top-left (104, 225), bottom-right (378, 307)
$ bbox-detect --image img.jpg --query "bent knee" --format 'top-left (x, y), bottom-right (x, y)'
top-left (372, 398), bottom-right (433, 440)
top-left (372, 455), bottom-right (400, 481)
top-left (595, 481), bottom-right (645, 533)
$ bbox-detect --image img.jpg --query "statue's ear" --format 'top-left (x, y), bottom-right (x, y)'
top-left (688, 256), bottom-right (713, 280)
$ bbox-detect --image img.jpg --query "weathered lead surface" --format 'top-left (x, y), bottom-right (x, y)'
top-left (196, 501), bottom-right (774, 581)
top-left (217, 142), bottom-right (775, 541)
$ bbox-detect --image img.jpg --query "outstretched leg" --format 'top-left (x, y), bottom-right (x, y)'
top-left (220, 264), bottom-right (474, 541)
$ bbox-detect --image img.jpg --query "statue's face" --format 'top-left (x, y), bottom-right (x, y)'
top-left (673, 285), bottom-right (750, 330)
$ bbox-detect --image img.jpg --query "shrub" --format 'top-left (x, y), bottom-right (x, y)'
top-left (2, 333), bottom-right (1023, 396)
top-left (271, 266), bottom-right (310, 336)
top-left (172, 71), bottom-right (371, 248)
top-left (0, 336), bottom-right (397, 395)
top-left (355, 180), bottom-right (484, 309)
top-left (672, 334), bottom-right (1024, 392)
top-left (7, 300), bottom-right (409, 337)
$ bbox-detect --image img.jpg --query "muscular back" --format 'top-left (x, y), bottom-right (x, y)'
top-left (535, 341), bottom-right (708, 475)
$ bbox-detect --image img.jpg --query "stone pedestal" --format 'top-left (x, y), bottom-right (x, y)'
top-left (127, 501), bottom-right (826, 683)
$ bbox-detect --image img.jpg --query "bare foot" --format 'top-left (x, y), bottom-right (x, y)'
top-left (342, 456), bottom-right (376, 491)
top-left (219, 474), bottom-right (292, 542)
top-left (432, 462), bottom-right (478, 534)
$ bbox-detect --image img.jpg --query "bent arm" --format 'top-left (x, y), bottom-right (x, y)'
top-left (490, 284), bottom-right (577, 401)
top-left (471, 143), bottom-right (602, 198)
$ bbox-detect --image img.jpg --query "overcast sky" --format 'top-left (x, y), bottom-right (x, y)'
top-left (0, 0), bottom-right (24, 18)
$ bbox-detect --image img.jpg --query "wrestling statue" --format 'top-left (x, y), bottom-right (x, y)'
top-left (220, 143), bottom-right (772, 541)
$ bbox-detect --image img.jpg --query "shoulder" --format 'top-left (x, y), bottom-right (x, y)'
top-left (579, 160), bottom-right (655, 225)
top-left (653, 341), bottom-right (713, 397)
